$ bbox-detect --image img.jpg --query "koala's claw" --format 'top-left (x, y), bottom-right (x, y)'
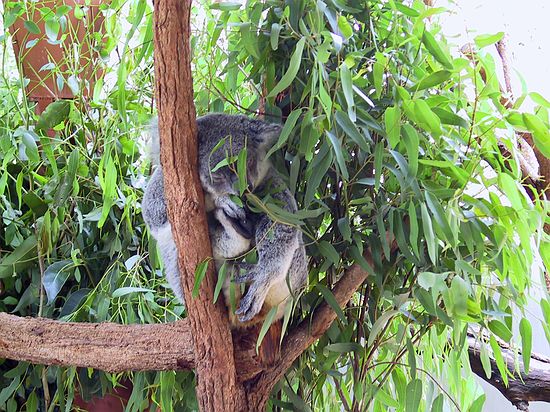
top-left (221, 201), bottom-right (246, 221)
top-left (235, 283), bottom-right (265, 322)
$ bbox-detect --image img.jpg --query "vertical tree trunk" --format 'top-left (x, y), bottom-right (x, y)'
top-left (152, 0), bottom-right (246, 410)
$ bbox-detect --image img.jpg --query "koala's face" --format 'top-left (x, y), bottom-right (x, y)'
top-left (202, 166), bottom-right (239, 199)
top-left (196, 113), bottom-right (282, 206)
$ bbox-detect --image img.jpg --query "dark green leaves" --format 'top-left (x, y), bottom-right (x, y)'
top-left (267, 37), bottom-right (305, 98)
top-left (36, 100), bottom-right (70, 131)
top-left (43, 260), bottom-right (74, 304)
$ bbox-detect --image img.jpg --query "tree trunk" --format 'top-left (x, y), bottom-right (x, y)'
top-left (152, 0), bottom-right (246, 409)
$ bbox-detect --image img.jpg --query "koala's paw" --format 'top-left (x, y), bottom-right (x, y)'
top-left (232, 263), bottom-right (257, 284)
top-left (235, 282), bottom-right (266, 322)
top-left (217, 196), bottom-right (246, 221)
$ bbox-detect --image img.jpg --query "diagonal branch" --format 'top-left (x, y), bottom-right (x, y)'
top-left (468, 337), bottom-right (550, 411)
top-left (246, 251), bottom-right (377, 408)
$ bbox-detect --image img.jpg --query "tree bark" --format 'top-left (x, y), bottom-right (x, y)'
top-left (0, 314), bottom-right (195, 372)
top-left (152, 0), bottom-right (246, 409)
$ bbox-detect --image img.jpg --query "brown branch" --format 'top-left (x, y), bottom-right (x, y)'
top-left (0, 314), bottom-right (195, 372)
top-left (460, 43), bottom-right (542, 185)
top-left (152, 0), bottom-right (246, 409)
top-left (247, 252), bottom-right (377, 408)
top-left (469, 337), bottom-right (550, 411)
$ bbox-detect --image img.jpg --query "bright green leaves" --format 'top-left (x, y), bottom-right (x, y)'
top-left (97, 151), bottom-right (117, 228)
top-left (474, 32), bottom-right (504, 48)
top-left (421, 30), bottom-right (453, 69)
top-left (523, 113), bottom-right (550, 158)
top-left (267, 37), bottom-right (306, 98)
top-left (519, 318), bottom-right (533, 373)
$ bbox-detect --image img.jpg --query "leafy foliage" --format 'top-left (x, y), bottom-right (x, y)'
top-left (0, 0), bottom-right (549, 411)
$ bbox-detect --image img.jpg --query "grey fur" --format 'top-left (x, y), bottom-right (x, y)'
top-left (142, 113), bottom-right (307, 324)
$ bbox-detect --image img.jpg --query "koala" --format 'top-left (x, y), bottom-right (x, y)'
top-left (142, 114), bottom-right (308, 326)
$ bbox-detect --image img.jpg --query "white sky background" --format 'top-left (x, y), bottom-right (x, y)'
top-left (440, 2), bottom-right (550, 411)
top-left (442, 0), bottom-right (550, 108)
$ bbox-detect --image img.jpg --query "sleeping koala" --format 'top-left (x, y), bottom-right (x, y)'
top-left (142, 114), bottom-right (307, 326)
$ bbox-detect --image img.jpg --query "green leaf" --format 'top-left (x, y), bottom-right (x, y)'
top-left (45, 18), bottom-right (60, 41)
top-left (213, 262), bottom-right (227, 303)
top-left (490, 335), bottom-right (509, 386)
top-left (270, 23), bottom-right (281, 50)
top-left (410, 70), bottom-right (451, 92)
top-left (20, 130), bottom-right (40, 163)
top-left (373, 52), bottom-right (386, 99)
top-left (402, 125), bottom-right (419, 176)
top-left (326, 342), bottom-right (362, 353)
top-left (425, 191), bottom-right (454, 245)
top-left (523, 113), bottom-right (550, 158)
top-left (498, 173), bottom-right (523, 211)
top-left (256, 305), bottom-right (279, 353)
top-left (488, 319), bottom-right (513, 342)
top-left (159, 371), bottom-right (175, 412)
top-left (519, 318), bottom-right (532, 373)
top-left (37, 100), bottom-right (70, 131)
top-left (24, 20), bottom-right (40, 34)
top-left (317, 284), bottom-right (347, 324)
top-left (385, 106), bottom-right (401, 148)
top-left (209, 1), bottom-right (241, 10)
top-left (340, 63), bottom-right (355, 121)
top-left (237, 147), bottom-right (247, 195)
top-left (431, 394), bottom-right (444, 412)
top-left (432, 107), bottom-right (469, 129)
top-left (474, 32), bottom-right (504, 48)
top-left (267, 37), bottom-right (305, 98)
top-left (0, 236), bottom-right (37, 278)
top-left (336, 110), bottom-right (370, 152)
top-left (420, 203), bottom-right (437, 264)
top-left (469, 395), bottom-right (486, 412)
top-left (266, 109), bottom-right (301, 158)
top-left (318, 241), bottom-right (340, 266)
top-left (421, 30), bottom-right (453, 69)
top-left (326, 131), bottom-right (349, 180)
top-left (530, 92), bottom-right (550, 108)
top-left (368, 310), bottom-right (398, 347)
top-left (337, 15), bottom-right (353, 39)
top-left (112, 287), bottom-right (155, 298)
top-left (413, 100), bottom-right (441, 135)
top-left (192, 259), bottom-right (210, 298)
top-left (337, 217), bottom-right (352, 242)
top-left (43, 260), bottom-right (73, 304)
top-left (405, 378), bottom-right (422, 412)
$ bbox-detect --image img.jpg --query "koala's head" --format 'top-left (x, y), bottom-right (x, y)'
top-left (197, 114), bottom-right (281, 206)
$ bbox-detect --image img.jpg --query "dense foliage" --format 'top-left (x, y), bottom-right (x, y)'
top-left (1, 0), bottom-right (549, 411)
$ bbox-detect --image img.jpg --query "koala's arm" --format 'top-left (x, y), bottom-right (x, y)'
top-left (233, 175), bottom-right (306, 322)
top-left (142, 168), bottom-right (185, 303)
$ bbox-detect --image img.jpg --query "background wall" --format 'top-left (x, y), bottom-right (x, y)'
top-left (441, 1), bottom-right (550, 410)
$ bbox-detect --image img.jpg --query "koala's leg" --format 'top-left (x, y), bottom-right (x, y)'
top-left (142, 168), bottom-right (185, 303)
top-left (154, 224), bottom-right (185, 303)
top-left (234, 198), bottom-right (301, 322)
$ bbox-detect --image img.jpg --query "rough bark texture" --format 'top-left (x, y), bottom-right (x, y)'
top-left (152, 0), bottom-right (246, 409)
top-left (0, 314), bottom-right (195, 372)
top-left (469, 337), bottom-right (550, 410)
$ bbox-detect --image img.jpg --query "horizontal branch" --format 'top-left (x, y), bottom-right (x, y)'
top-left (469, 337), bottom-right (550, 411)
top-left (0, 314), bottom-right (195, 372)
